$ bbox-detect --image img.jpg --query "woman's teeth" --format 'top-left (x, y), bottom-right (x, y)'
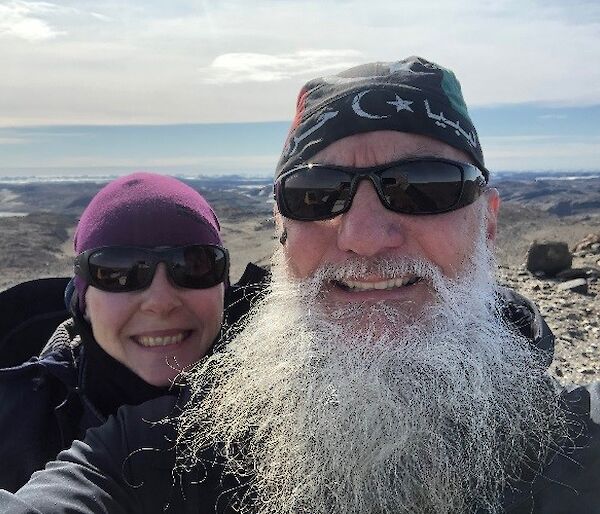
top-left (136, 332), bottom-right (186, 347)
top-left (339, 276), bottom-right (422, 291)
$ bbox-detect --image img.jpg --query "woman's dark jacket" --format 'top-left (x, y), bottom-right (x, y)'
top-left (1, 288), bottom-right (599, 513)
top-left (0, 263), bottom-right (268, 493)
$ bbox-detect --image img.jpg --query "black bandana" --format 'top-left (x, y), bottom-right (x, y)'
top-left (276, 56), bottom-right (488, 181)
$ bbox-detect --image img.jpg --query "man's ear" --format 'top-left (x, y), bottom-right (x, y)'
top-left (484, 188), bottom-right (501, 242)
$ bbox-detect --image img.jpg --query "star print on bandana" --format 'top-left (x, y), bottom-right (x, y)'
top-left (386, 95), bottom-right (414, 113)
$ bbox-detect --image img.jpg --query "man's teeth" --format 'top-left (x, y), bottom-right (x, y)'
top-left (136, 332), bottom-right (186, 347)
top-left (340, 276), bottom-right (421, 291)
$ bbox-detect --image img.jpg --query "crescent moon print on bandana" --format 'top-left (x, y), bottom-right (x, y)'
top-left (351, 90), bottom-right (390, 120)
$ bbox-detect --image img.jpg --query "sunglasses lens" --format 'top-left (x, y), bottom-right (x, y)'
top-left (278, 160), bottom-right (475, 220)
top-left (379, 161), bottom-right (463, 214)
top-left (170, 246), bottom-right (227, 288)
top-left (87, 248), bottom-right (153, 292)
top-left (281, 167), bottom-right (352, 220)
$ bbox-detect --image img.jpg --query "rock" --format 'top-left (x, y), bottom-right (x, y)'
top-left (556, 268), bottom-right (594, 281)
top-left (579, 368), bottom-right (596, 375)
top-left (556, 278), bottom-right (588, 294)
top-left (573, 233), bottom-right (600, 253)
top-left (526, 241), bottom-right (572, 276)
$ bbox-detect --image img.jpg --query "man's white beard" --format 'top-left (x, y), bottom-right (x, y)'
top-left (178, 222), bottom-right (565, 514)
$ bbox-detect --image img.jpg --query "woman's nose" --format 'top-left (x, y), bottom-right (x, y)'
top-left (139, 263), bottom-right (183, 316)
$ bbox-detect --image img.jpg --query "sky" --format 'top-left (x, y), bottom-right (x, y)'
top-left (0, 0), bottom-right (599, 176)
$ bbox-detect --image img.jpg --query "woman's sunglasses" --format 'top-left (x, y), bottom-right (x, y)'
top-left (274, 157), bottom-right (487, 221)
top-left (74, 245), bottom-right (229, 293)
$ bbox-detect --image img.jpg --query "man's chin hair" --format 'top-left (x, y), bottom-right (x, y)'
top-left (177, 226), bottom-right (566, 514)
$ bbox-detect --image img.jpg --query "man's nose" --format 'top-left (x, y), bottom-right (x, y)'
top-left (336, 179), bottom-right (407, 257)
top-left (139, 263), bottom-right (183, 316)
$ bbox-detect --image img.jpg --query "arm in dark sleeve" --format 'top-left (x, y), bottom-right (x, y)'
top-left (0, 395), bottom-right (180, 514)
top-left (0, 364), bottom-right (58, 493)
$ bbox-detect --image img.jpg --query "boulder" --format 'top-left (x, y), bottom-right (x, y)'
top-left (526, 241), bottom-right (572, 277)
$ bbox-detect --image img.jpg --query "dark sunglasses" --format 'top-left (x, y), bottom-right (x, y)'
top-left (74, 245), bottom-right (229, 293)
top-left (274, 157), bottom-right (487, 221)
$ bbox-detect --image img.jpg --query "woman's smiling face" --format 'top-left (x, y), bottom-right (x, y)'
top-left (85, 263), bottom-right (224, 387)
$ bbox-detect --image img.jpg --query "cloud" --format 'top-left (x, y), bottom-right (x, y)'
top-left (89, 12), bottom-right (111, 22)
top-left (0, 0), bottom-right (65, 41)
top-left (200, 49), bottom-right (363, 83)
top-left (0, 0), bottom-right (599, 127)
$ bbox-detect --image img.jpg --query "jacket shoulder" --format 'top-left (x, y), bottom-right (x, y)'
top-left (0, 344), bottom-right (78, 492)
top-left (0, 345), bottom-right (73, 379)
top-left (497, 286), bottom-right (555, 366)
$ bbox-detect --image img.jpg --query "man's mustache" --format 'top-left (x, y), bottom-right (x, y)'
top-left (293, 256), bottom-right (446, 298)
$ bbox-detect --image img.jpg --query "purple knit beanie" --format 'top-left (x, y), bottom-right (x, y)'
top-left (73, 172), bottom-right (222, 311)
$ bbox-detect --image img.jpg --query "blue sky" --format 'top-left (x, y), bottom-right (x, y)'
top-left (0, 0), bottom-right (599, 175)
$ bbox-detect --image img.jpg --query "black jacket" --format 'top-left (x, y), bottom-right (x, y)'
top-left (1, 288), bottom-right (599, 513)
top-left (0, 263), bottom-right (268, 493)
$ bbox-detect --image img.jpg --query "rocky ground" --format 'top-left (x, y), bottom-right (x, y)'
top-left (499, 256), bottom-right (600, 385)
top-left (492, 182), bottom-right (600, 386)
top-left (1, 176), bottom-right (599, 385)
top-left (0, 212), bottom-right (75, 290)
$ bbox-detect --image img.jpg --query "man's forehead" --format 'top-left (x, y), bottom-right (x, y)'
top-left (311, 131), bottom-right (473, 167)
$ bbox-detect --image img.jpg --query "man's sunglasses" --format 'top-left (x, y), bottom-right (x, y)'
top-left (274, 157), bottom-right (487, 221)
top-left (74, 245), bottom-right (229, 293)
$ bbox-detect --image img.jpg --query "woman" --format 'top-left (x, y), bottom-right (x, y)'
top-left (0, 172), bottom-right (266, 492)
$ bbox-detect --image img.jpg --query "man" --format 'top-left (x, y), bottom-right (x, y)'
top-left (2, 57), bottom-right (599, 514)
